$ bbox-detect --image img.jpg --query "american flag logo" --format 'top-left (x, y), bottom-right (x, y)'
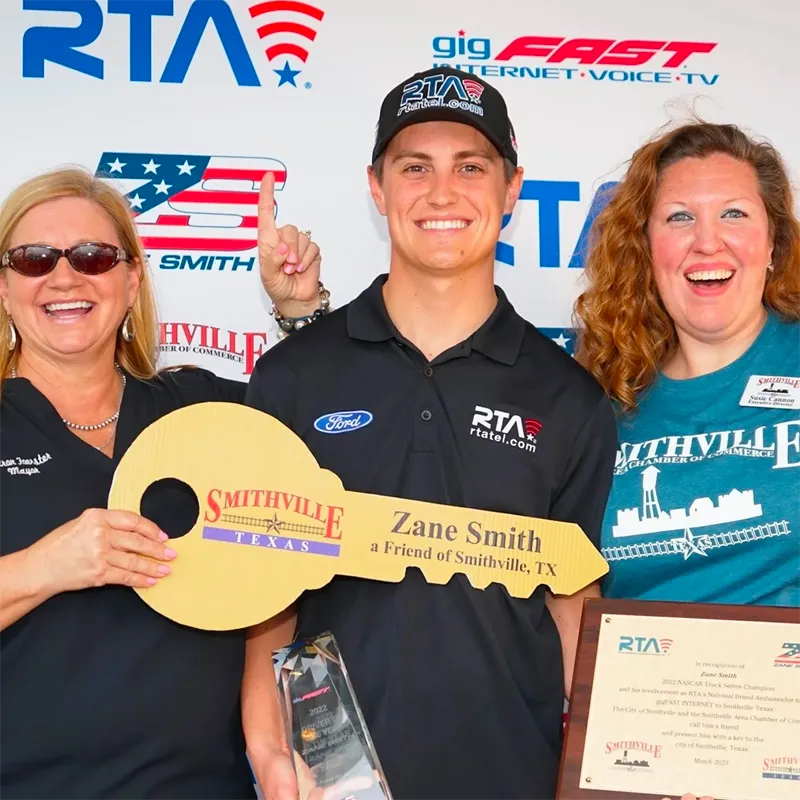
top-left (95, 153), bottom-right (286, 252)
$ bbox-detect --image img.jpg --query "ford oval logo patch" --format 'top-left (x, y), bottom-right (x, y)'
top-left (313, 410), bottom-right (373, 434)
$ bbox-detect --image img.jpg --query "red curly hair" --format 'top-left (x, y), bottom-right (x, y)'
top-left (574, 121), bottom-right (800, 413)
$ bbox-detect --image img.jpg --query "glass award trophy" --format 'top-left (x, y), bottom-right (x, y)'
top-left (273, 632), bottom-right (392, 800)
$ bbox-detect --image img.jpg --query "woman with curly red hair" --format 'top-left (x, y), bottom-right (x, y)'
top-left (575, 121), bottom-right (800, 606)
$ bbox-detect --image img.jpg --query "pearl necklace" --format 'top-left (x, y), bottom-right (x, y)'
top-left (11, 363), bottom-right (126, 431)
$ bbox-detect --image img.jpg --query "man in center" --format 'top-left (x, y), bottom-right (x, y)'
top-left (243, 67), bottom-right (617, 799)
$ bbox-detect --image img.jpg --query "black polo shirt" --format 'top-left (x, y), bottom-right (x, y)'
top-left (245, 275), bottom-right (617, 800)
top-left (0, 368), bottom-right (254, 799)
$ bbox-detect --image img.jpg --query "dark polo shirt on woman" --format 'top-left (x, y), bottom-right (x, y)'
top-left (0, 368), bottom-right (254, 799)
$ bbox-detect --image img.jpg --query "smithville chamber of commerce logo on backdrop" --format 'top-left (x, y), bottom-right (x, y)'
top-left (431, 30), bottom-right (719, 86)
top-left (21, 0), bottom-right (325, 89)
top-left (159, 322), bottom-right (268, 376)
top-left (96, 151), bottom-right (281, 272)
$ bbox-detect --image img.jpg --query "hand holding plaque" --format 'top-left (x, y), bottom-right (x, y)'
top-left (107, 402), bottom-right (608, 631)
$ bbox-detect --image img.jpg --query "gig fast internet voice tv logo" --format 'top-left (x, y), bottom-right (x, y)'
top-left (432, 30), bottom-right (719, 86)
top-left (21, 0), bottom-right (325, 89)
top-left (95, 151), bottom-right (284, 273)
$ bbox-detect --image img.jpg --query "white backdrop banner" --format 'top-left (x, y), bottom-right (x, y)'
top-left (0, 0), bottom-right (800, 792)
top-left (1, 0), bottom-right (798, 380)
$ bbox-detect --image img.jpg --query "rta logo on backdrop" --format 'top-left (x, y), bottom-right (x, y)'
top-left (432, 30), bottom-right (720, 86)
top-left (497, 180), bottom-right (617, 269)
top-left (21, 0), bottom-right (325, 89)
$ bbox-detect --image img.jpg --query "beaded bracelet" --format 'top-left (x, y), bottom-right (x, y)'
top-left (271, 281), bottom-right (332, 340)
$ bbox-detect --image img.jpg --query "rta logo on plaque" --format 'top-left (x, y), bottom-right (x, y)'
top-left (617, 635), bottom-right (673, 655)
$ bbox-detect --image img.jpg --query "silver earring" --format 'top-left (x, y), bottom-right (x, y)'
top-left (7, 319), bottom-right (17, 351)
top-left (121, 311), bottom-right (134, 342)
top-left (767, 259), bottom-right (774, 272)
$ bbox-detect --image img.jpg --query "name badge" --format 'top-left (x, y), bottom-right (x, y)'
top-left (739, 374), bottom-right (800, 409)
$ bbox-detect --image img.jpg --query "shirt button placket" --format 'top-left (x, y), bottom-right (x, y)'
top-left (413, 364), bottom-right (437, 452)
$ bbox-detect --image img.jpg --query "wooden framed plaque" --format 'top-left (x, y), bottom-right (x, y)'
top-left (557, 599), bottom-right (800, 800)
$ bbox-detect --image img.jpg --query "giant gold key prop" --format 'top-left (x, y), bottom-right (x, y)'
top-left (108, 403), bottom-right (609, 631)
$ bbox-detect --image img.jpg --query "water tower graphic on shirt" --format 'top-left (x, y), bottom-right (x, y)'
top-left (612, 466), bottom-right (762, 539)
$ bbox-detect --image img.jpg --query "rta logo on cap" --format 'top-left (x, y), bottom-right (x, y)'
top-left (398, 73), bottom-right (485, 117)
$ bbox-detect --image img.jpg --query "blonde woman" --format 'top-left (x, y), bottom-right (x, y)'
top-left (0, 167), bottom-right (323, 798)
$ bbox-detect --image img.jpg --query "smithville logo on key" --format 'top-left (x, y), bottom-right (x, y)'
top-left (202, 487), bottom-right (344, 556)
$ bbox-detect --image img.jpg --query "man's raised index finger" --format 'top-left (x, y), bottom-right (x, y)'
top-left (258, 171), bottom-right (279, 244)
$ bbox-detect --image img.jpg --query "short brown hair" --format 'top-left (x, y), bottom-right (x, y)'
top-left (574, 121), bottom-right (800, 413)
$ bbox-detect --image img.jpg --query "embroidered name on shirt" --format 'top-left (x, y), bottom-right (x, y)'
top-left (0, 452), bottom-right (52, 475)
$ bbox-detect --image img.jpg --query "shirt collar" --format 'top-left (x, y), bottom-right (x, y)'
top-left (347, 274), bottom-right (526, 366)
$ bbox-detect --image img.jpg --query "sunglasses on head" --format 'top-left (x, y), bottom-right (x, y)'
top-left (0, 242), bottom-right (129, 278)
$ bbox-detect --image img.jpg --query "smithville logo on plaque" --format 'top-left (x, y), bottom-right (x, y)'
top-left (108, 402), bottom-right (608, 631)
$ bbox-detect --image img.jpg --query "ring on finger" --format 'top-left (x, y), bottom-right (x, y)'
top-left (299, 229), bottom-right (312, 239)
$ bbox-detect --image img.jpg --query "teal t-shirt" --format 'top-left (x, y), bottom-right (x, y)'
top-left (601, 312), bottom-right (800, 606)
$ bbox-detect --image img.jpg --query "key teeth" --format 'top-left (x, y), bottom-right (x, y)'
top-left (379, 555), bottom-right (606, 599)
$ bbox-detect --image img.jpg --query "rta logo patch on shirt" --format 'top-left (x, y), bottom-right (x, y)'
top-left (469, 405), bottom-right (540, 453)
top-left (740, 375), bottom-right (800, 410)
top-left (0, 452), bottom-right (51, 476)
top-left (313, 410), bottom-right (373, 434)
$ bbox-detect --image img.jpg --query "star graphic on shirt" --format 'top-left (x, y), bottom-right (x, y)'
top-left (679, 528), bottom-right (710, 560)
top-left (107, 158), bottom-right (126, 174)
top-left (274, 60), bottom-right (301, 87)
top-left (128, 193), bottom-right (144, 210)
top-left (177, 160), bottom-right (195, 175)
top-left (142, 159), bottom-right (160, 174)
top-left (153, 180), bottom-right (171, 195)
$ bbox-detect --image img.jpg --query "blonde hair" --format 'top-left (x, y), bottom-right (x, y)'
top-left (574, 121), bottom-right (800, 413)
top-left (0, 167), bottom-right (159, 391)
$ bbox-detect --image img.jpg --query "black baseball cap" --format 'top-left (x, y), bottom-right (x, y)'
top-left (371, 67), bottom-right (519, 166)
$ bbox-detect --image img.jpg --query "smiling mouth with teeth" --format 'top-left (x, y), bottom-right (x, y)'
top-left (43, 301), bottom-right (94, 318)
top-left (685, 269), bottom-right (735, 286)
top-left (417, 219), bottom-right (471, 231)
